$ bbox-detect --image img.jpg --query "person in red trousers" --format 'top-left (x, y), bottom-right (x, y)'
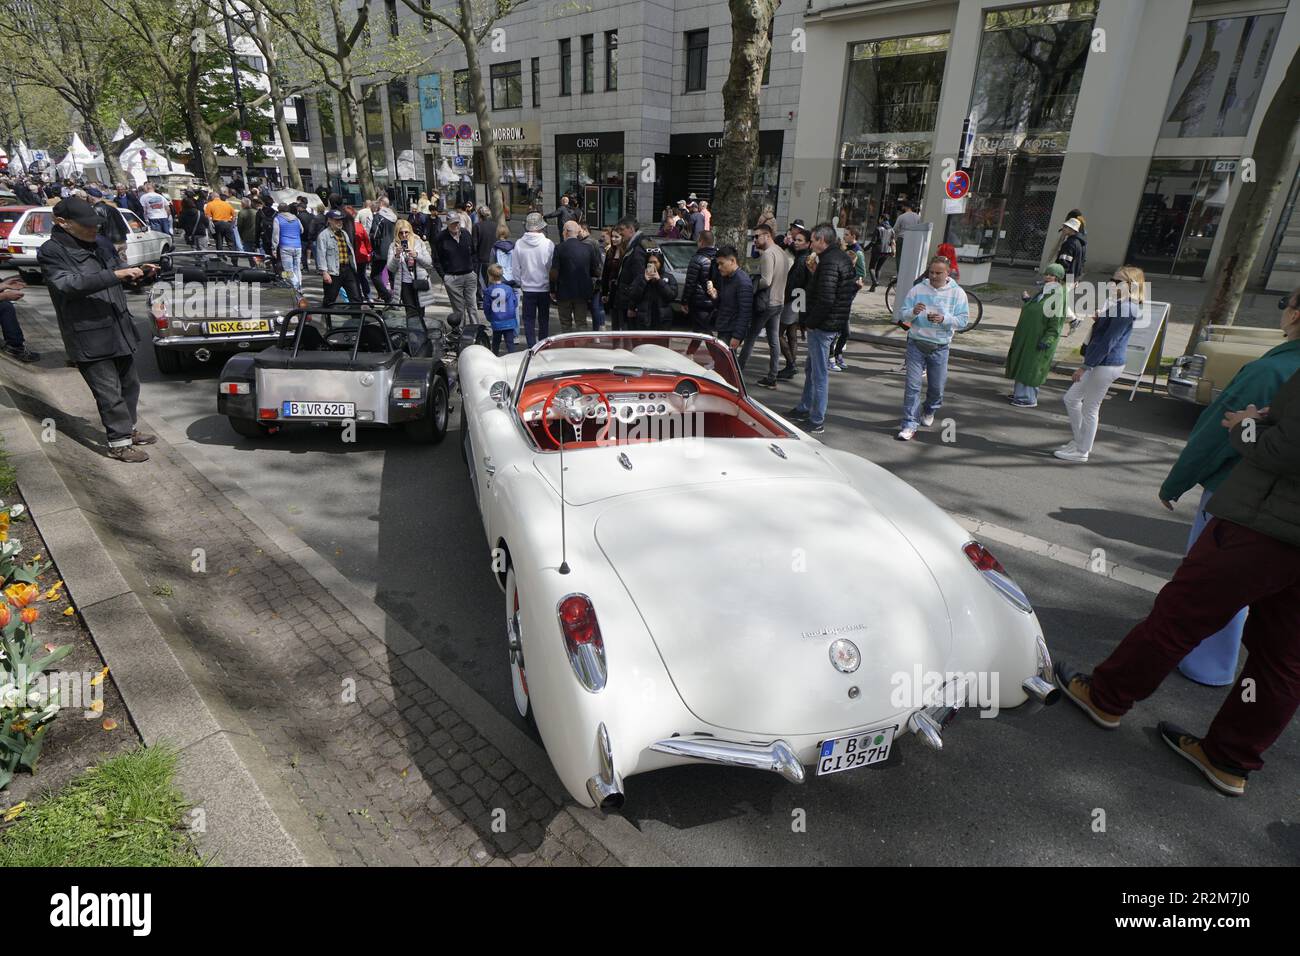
top-left (1055, 368), bottom-right (1300, 797)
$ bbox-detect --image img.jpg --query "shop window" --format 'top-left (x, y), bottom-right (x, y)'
top-left (559, 38), bottom-right (572, 96)
top-left (491, 61), bottom-right (522, 110)
top-left (581, 34), bottom-right (594, 94)
top-left (1162, 14), bottom-right (1283, 139)
top-left (844, 33), bottom-right (949, 138)
top-left (685, 30), bottom-right (708, 92)
top-left (605, 31), bottom-right (618, 91)
top-left (453, 69), bottom-right (471, 114)
top-left (970, 1), bottom-right (1098, 137)
top-left (1127, 158), bottom-right (1236, 278)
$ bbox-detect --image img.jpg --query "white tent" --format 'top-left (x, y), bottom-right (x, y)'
top-left (119, 138), bottom-right (186, 186)
top-left (271, 188), bottom-right (324, 212)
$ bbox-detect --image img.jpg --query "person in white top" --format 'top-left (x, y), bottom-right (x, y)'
top-left (139, 184), bottom-right (173, 235)
top-left (355, 199), bottom-right (375, 234)
top-left (511, 212), bottom-right (556, 347)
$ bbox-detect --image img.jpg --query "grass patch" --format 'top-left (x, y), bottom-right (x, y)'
top-left (0, 746), bottom-right (202, 867)
top-left (0, 437), bottom-right (15, 497)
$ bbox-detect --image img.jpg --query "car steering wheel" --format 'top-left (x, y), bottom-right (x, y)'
top-left (540, 381), bottom-right (612, 449)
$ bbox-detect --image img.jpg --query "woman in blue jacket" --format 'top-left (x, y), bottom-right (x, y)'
top-left (1158, 288), bottom-right (1300, 684)
top-left (1054, 265), bottom-right (1146, 463)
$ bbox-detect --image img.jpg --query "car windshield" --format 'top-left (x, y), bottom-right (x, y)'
top-left (657, 242), bottom-right (695, 270)
top-left (521, 333), bottom-right (743, 393)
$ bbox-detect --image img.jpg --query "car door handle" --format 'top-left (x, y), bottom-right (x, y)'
top-left (483, 456), bottom-right (496, 476)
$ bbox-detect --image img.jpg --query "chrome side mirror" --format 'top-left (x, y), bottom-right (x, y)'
top-left (489, 381), bottom-right (511, 407)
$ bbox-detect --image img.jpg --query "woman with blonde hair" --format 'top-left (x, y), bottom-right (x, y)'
top-left (1055, 265), bottom-right (1146, 462)
top-left (386, 218), bottom-right (437, 319)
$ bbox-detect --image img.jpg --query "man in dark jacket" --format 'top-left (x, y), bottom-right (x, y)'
top-left (611, 217), bottom-right (648, 329)
top-left (473, 206), bottom-right (497, 286)
top-left (433, 215), bottom-right (478, 328)
top-left (683, 230), bottom-right (718, 336)
top-left (789, 222), bottom-right (856, 435)
top-left (1056, 368), bottom-right (1300, 796)
top-left (707, 246), bottom-right (752, 346)
top-left (368, 196), bottom-right (398, 303)
top-left (37, 198), bottom-right (158, 462)
top-left (543, 195), bottom-right (580, 237)
top-left (553, 220), bottom-right (601, 332)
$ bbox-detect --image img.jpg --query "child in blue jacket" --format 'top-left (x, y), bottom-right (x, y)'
top-left (483, 263), bottom-right (519, 354)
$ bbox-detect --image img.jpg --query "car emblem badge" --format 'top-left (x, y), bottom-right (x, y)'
top-left (359, 373), bottom-right (375, 386)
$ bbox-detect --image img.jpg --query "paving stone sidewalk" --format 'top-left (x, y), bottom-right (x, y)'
top-left (1, 351), bottom-right (624, 867)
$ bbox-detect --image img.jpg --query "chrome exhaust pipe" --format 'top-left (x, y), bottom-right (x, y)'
top-left (1022, 675), bottom-right (1060, 705)
top-left (585, 723), bottom-right (625, 812)
top-left (194, 347), bottom-right (212, 363)
top-left (908, 710), bottom-right (944, 751)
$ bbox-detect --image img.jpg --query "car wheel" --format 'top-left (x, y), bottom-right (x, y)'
top-left (505, 566), bottom-right (531, 721)
top-left (154, 344), bottom-right (184, 374)
top-left (406, 374), bottom-right (449, 444)
top-left (228, 417), bottom-right (266, 439)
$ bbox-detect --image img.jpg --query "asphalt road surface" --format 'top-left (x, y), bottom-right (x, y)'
top-left (7, 276), bottom-right (1297, 866)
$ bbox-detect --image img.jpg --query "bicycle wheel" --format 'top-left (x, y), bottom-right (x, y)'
top-left (883, 279), bottom-right (897, 314)
top-left (958, 291), bottom-right (983, 333)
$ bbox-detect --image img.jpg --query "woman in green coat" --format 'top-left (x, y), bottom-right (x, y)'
top-left (1005, 262), bottom-right (1067, 407)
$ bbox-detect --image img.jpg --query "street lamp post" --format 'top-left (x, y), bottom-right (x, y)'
top-left (8, 75), bottom-right (32, 168)
top-left (222, 6), bottom-right (257, 185)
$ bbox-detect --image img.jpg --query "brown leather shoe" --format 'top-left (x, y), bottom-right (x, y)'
top-left (1159, 722), bottom-right (1247, 796)
top-left (107, 444), bottom-right (150, 463)
top-left (1055, 661), bottom-right (1121, 729)
top-left (131, 430), bottom-right (157, 445)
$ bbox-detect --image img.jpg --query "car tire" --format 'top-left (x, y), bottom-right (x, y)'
top-left (154, 344), bottom-right (184, 374)
top-left (406, 373), bottom-right (449, 444)
top-left (505, 566), bottom-right (532, 722)
top-left (228, 417), bottom-right (265, 439)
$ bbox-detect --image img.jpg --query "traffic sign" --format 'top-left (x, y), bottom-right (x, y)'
top-left (945, 170), bottom-right (970, 201)
top-left (239, 129), bottom-right (252, 143)
top-left (439, 142), bottom-right (457, 158)
top-left (457, 124), bottom-right (472, 141)
top-left (453, 155), bottom-right (467, 168)
top-left (424, 130), bottom-right (439, 145)
top-left (442, 123), bottom-right (457, 140)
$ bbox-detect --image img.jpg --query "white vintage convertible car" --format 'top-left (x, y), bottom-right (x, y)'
top-left (458, 332), bottom-right (1059, 809)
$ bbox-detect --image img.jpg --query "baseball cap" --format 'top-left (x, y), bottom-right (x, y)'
top-left (525, 212), bottom-right (545, 231)
top-left (52, 196), bottom-right (100, 227)
top-left (87, 187), bottom-right (104, 198)
top-left (325, 209), bottom-right (345, 220)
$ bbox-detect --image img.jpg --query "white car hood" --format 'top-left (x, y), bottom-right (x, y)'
top-left (592, 476), bottom-right (953, 736)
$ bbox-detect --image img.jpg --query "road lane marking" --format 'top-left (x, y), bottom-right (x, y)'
top-left (952, 512), bottom-right (1166, 595)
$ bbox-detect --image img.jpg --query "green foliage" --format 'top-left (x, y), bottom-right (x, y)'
top-left (0, 746), bottom-right (201, 866)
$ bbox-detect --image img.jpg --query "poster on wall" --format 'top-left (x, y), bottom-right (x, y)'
top-left (417, 74), bottom-right (443, 133)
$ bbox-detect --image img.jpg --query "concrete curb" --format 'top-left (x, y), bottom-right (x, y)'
top-left (0, 382), bottom-right (331, 866)
top-left (145, 411), bottom-right (677, 867)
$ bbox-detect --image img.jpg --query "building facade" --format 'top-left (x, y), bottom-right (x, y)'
top-left (301, 0), bottom-right (805, 229)
top-left (789, 0), bottom-right (1300, 287)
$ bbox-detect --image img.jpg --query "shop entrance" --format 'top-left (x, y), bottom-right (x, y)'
top-left (954, 153), bottom-right (1063, 267)
top-left (820, 161), bottom-right (929, 236)
top-left (1127, 158), bottom-right (1236, 278)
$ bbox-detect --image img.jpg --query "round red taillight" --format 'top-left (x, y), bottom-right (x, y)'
top-left (963, 542), bottom-right (1006, 574)
top-left (558, 595), bottom-right (599, 646)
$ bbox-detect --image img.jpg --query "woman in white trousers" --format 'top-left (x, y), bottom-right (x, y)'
top-left (1056, 265), bottom-right (1146, 463)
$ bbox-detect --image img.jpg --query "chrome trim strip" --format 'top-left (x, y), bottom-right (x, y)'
top-left (585, 722), bottom-right (625, 810)
top-left (649, 736), bottom-right (805, 784)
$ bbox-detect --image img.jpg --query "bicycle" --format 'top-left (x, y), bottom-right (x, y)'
top-left (883, 274), bottom-right (984, 332)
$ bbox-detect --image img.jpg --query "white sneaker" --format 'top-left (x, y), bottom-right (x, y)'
top-left (920, 413), bottom-right (935, 427)
top-left (1054, 447), bottom-right (1089, 463)
top-left (1055, 441), bottom-right (1078, 452)
top-left (897, 427), bottom-right (916, 441)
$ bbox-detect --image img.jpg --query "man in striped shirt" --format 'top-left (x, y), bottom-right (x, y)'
top-left (897, 256), bottom-right (969, 441)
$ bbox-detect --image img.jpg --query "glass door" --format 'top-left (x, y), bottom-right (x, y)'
top-left (1127, 159), bottom-right (1233, 278)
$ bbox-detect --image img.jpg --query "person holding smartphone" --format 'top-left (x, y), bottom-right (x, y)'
top-left (896, 256), bottom-right (969, 441)
top-left (386, 219), bottom-right (436, 319)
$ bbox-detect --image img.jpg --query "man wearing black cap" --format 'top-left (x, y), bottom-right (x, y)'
top-left (37, 197), bottom-right (158, 463)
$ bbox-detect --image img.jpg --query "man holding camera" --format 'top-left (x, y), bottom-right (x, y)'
top-left (38, 197), bottom-right (159, 463)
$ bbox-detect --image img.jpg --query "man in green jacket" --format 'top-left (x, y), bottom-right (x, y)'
top-left (1158, 289), bottom-right (1300, 685)
top-left (1055, 363), bottom-right (1300, 797)
top-left (1004, 263), bottom-right (1067, 407)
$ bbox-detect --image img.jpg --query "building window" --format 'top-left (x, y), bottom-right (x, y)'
top-left (605, 30), bottom-right (618, 91)
top-left (581, 34), bottom-right (594, 94)
top-left (1162, 14), bottom-right (1284, 139)
top-left (286, 96), bottom-right (310, 142)
top-left (1128, 158), bottom-right (1238, 277)
top-left (388, 78), bottom-right (414, 180)
top-left (453, 69), bottom-right (471, 114)
top-left (685, 30), bottom-right (708, 92)
top-left (970, 1), bottom-right (1098, 136)
top-left (762, 18), bottom-right (774, 86)
top-left (490, 60), bottom-right (522, 110)
top-left (843, 33), bottom-right (950, 138)
top-left (240, 54), bottom-right (265, 73)
top-left (559, 38), bottom-right (571, 96)
top-left (532, 57), bottom-right (540, 108)
top-left (385, 0), bottom-right (398, 39)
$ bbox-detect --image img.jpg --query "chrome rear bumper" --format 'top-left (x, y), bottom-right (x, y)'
top-left (650, 735), bottom-right (805, 784)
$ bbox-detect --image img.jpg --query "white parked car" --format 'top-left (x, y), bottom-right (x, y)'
top-left (458, 331), bottom-right (1060, 809)
top-left (0, 204), bottom-right (172, 282)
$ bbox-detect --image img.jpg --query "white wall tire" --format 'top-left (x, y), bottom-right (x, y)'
top-left (505, 566), bottom-right (531, 720)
